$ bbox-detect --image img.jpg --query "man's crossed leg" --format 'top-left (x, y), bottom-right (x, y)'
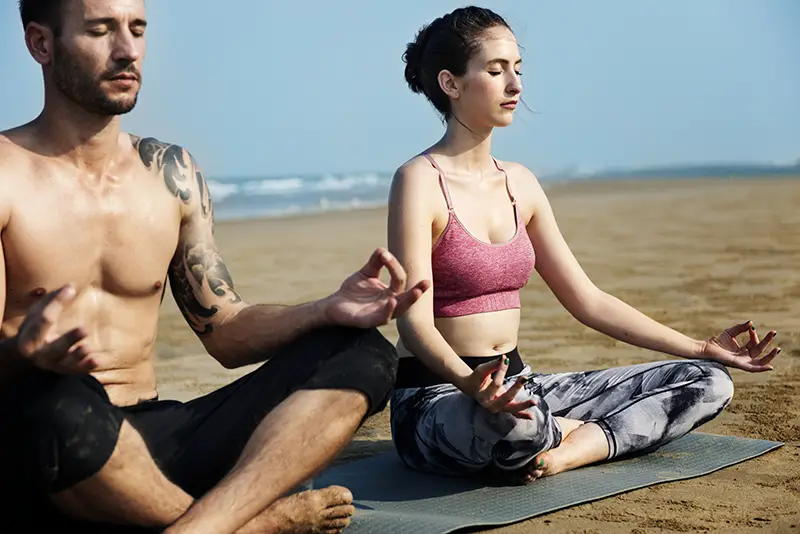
top-left (1, 326), bottom-right (396, 533)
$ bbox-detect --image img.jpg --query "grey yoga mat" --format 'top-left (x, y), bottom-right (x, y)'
top-left (314, 432), bottom-right (783, 534)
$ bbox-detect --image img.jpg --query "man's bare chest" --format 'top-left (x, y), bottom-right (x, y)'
top-left (4, 173), bottom-right (181, 301)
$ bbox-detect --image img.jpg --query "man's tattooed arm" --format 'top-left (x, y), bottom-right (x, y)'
top-left (133, 135), bottom-right (201, 206)
top-left (133, 136), bottom-right (333, 368)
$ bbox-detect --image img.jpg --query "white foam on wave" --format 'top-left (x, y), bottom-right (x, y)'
top-left (214, 197), bottom-right (387, 222)
top-left (206, 180), bottom-right (239, 202)
top-left (243, 177), bottom-right (304, 195)
top-left (314, 173), bottom-right (382, 192)
top-left (208, 173), bottom-right (390, 202)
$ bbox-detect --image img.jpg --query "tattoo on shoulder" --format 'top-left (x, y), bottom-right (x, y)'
top-left (168, 242), bottom-right (242, 335)
top-left (131, 136), bottom-right (212, 219)
top-left (191, 152), bottom-right (213, 221)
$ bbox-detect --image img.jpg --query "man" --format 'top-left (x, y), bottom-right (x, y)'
top-left (0, 0), bottom-right (430, 532)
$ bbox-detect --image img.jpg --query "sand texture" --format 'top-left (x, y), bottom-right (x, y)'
top-left (154, 177), bottom-right (800, 533)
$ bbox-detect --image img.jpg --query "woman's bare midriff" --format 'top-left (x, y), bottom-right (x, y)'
top-left (396, 308), bottom-right (521, 359)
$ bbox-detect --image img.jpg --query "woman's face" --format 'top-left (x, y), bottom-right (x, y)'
top-left (448, 25), bottom-right (523, 130)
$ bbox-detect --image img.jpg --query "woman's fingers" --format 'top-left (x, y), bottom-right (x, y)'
top-left (751, 330), bottom-right (777, 356)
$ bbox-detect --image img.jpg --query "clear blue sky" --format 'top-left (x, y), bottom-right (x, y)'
top-left (1, 0), bottom-right (798, 178)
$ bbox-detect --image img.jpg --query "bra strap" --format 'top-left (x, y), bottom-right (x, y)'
top-left (422, 153), bottom-right (455, 212)
top-left (491, 156), bottom-right (517, 206)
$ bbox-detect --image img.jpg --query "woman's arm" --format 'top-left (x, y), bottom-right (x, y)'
top-left (387, 160), bottom-right (478, 391)
top-left (516, 164), bottom-right (704, 359)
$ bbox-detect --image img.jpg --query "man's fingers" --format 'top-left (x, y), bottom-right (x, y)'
top-left (17, 316), bottom-right (47, 356)
top-left (39, 284), bottom-right (77, 324)
top-left (19, 285), bottom-right (78, 350)
top-left (44, 327), bottom-right (87, 357)
top-left (66, 347), bottom-right (98, 373)
top-left (391, 281), bottom-right (430, 318)
top-left (24, 327), bottom-right (90, 373)
top-left (358, 248), bottom-right (387, 279)
top-left (28, 284), bottom-right (75, 313)
top-left (378, 250), bottom-right (408, 294)
top-left (382, 297), bottom-right (398, 325)
top-left (358, 248), bottom-right (409, 294)
top-left (391, 294), bottom-right (415, 319)
top-left (412, 279), bottom-right (431, 294)
top-left (49, 343), bottom-right (97, 374)
top-left (16, 319), bottom-right (43, 356)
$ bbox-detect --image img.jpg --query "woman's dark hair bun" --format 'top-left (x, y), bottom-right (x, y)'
top-left (402, 7), bottom-right (511, 119)
top-left (403, 26), bottom-right (432, 94)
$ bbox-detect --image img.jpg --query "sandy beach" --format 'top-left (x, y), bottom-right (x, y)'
top-left (154, 177), bottom-right (800, 533)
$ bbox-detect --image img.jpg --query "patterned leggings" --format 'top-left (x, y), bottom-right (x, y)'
top-left (390, 359), bottom-right (734, 475)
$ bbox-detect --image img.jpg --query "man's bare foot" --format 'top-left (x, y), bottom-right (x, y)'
top-left (239, 485), bottom-right (355, 534)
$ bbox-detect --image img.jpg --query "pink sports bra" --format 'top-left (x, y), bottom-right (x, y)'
top-left (423, 153), bottom-right (536, 318)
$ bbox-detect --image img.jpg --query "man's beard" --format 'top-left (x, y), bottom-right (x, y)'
top-left (52, 42), bottom-right (141, 116)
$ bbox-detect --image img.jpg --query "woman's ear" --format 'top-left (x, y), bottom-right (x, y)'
top-left (437, 69), bottom-right (461, 101)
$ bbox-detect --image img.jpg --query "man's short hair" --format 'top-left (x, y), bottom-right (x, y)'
top-left (18, 0), bottom-right (65, 36)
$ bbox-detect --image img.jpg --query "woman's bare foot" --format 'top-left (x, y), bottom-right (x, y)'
top-left (555, 417), bottom-right (585, 438)
top-left (482, 418), bottom-right (589, 486)
top-left (523, 422), bottom-right (610, 483)
top-left (238, 485), bottom-right (355, 534)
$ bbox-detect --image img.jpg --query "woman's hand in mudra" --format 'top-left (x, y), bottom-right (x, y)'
top-left (459, 357), bottom-right (537, 419)
top-left (700, 320), bottom-right (780, 372)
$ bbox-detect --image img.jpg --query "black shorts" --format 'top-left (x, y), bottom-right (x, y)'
top-left (0, 325), bottom-right (397, 532)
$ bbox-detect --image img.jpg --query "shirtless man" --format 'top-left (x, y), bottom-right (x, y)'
top-left (0, 0), bottom-right (429, 532)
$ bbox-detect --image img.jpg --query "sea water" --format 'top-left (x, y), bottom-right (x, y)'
top-left (207, 171), bottom-right (392, 221)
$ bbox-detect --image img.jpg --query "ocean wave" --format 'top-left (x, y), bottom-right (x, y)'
top-left (243, 177), bottom-right (304, 195)
top-left (207, 173), bottom-right (390, 202)
top-left (207, 178), bottom-right (303, 201)
top-left (314, 173), bottom-right (383, 192)
top-left (214, 196), bottom-right (387, 222)
top-left (206, 181), bottom-right (239, 202)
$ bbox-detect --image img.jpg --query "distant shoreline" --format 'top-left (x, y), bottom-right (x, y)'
top-left (209, 162), bottom-right (800, 184)
top-left (539, 165), bottom-right (800, 183)
top-left (211, 174), bottom-right (799, 224)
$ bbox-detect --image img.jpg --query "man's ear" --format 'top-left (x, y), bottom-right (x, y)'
top-left (25, 22), bottom-right (57, 66)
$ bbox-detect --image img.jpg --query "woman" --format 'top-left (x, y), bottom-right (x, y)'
top-left (386, 6), bottom-right (780, 484)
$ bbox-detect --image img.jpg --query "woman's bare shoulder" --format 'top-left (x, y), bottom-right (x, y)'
top-left (496, 159), bottom-right (547, 197)
top-left (394, 154), bottom-right (440, 182)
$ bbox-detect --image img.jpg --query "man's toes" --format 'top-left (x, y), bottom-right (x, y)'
top-left (319, 485), bottom-right (353, 506)
top-left (324, 504), bottom-right (355, 519)
top-left (323, 516), bottom-right (351, 531)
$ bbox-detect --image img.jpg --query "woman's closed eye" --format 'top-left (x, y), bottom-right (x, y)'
top-left (488, 70), bottom-right (523, 77)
